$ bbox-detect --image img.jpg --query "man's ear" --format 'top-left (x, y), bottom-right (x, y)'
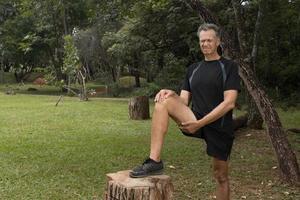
top-left (216, 37), bottom-right (221, 46)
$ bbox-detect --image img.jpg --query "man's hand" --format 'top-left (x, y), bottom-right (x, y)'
top-left (179, 120), bottom-right (203, 134)
top-left (154, 89), bottom-right (175, 103)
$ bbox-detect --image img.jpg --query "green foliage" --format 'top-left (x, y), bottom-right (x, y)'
top-left (108, 82), bottom-right (121, 97)
top-left (0, 72), bottom-right (16, 84)
top-left (255, 0), bottom-right (300, 100)
top-left (118, 76), bottom-right (146, 88)
top-left (106, 76), bottom-right (148, 97)
top-left (154, 54), bottom-right (187, 91)
top-left (62, 35), bottom-right (80, 78)
top-left (131, 82), bottom-right (160, 97)
top-left (0, 0), bottom-right (299, 103)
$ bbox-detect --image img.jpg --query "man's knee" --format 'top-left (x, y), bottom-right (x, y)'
top-left (154, 95), bottom-right (178, 110)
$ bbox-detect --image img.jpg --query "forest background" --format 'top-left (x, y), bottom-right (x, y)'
top-left (0, 0), bottom-right (299, 107)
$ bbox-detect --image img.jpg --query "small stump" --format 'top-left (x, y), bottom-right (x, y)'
top-left (128, 96), bottom-right (150, 120)
top-left (104, 170), bottom-right (174, 200)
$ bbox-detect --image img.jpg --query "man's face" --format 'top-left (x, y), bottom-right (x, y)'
top-left (199, 29), bottom-right (220, 56)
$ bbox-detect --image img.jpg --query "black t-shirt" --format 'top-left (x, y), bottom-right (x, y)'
top-left (181, 57), bottom-right (241, 133)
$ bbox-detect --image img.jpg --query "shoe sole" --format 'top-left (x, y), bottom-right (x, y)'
top-left (129, 170), bottom-right (164, 178)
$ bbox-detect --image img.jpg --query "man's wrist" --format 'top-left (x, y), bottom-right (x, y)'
top-left (197, 119), bottom-right (204, 128)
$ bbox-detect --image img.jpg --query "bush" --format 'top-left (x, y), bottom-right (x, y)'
top-left (0, 72), bottom-right (17, 84)
top-left (108, 82), bottom-right (121, 97)
top-left (131, 82), bottom-right (160, 98)
top-left (154, 54), bottom-right (187, 92)
top-left (119, 76), bottom-right (147, 88)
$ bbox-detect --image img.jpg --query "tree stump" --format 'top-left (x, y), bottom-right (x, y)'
top-left (104, 170), bottom-right (174, 200)
top-left (128, 96), bottom-right (150, 120)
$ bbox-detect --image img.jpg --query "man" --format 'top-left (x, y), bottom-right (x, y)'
top-left (130, 23), bottom-right (240, 200)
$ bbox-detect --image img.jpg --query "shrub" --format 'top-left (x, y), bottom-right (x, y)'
top-left (131, 82), bottom-right (160, 98)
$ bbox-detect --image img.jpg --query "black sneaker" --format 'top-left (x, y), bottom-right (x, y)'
top-left (129, 158), bottom-right (164, 178)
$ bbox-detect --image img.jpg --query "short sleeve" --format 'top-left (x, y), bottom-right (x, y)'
top-left (181, 63), bottom-right (199, 92)
top-left (181, 69), bottom-right (191, 92)
top-left (224, 62), bottom-right (241, 92)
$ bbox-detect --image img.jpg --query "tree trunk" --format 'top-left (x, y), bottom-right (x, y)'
top-left (78, 70), bottom-right (88, 101)
top-left (134, 74), bottom-right (141, 87)
top-left (231, 0), bottom-right (263, 129)
top-left (111, 67), bottom-right (117, 82)
top-left (231, 0), bottom-right (247, 57)
top-left (247, 4), bottom-right (263, 129)
top-left (133, 53), bottom-right (141, 88)
top-left (128, 96), bottom-right (150, 120)
top-left (247, 96), bottom-right (263, 129)
top-left (0, 68), bottom-right (4, 83)
top-left (187, 0), bottom-right (300, 184)
top-left (67, 75), bottom-right (71, 95)
top-left (239, 60), bottom-right (299, 184)
top-left (104, 170), bottom-right (174, 200)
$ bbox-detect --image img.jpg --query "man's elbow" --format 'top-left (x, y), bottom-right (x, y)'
top-left (181, 98), bottom-right (189, 106)
top-left (225, 101), bottom-right (236, 110)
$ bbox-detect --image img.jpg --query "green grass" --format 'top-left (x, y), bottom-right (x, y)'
top-left (0, 92), bottom-right (299, 199)
top-left (277, 107), bottom-right (300, 129)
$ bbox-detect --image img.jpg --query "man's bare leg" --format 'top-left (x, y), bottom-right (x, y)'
top-left (149, 94), bottom-right (196, 162)
top-left (130, 93), bottom-right (197, 178)
top-left (213, 158), bottom-right (230, 200)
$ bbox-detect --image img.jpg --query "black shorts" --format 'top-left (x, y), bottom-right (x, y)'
top-left (181, 114), bottom-right (234, 161)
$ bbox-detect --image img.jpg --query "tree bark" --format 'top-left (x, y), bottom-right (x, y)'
top-left (104, 170), bottom-right (174, 200)
top-left (187, 0), bottom-right (300, 184)
top-left (238, 60), bottom-right (299, 184)
top-left (247, 97), bottom-right (263, 129)
top-left (129, 96), bottom-right (150, 120)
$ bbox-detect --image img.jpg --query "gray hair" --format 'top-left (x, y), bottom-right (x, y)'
top-left (197, 23), bottom-right (221, 38)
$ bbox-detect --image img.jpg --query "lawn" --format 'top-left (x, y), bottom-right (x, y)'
top-left (0, 92), bottom-right (299, 199)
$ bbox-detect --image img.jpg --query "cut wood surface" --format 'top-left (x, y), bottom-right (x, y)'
top-left (104, 170), bottom-right (173, 200)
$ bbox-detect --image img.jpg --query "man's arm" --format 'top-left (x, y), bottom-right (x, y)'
top-left (180, 90), bottom-right (238, 133)
top-left (197, 90), bottom-right (238, 126)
